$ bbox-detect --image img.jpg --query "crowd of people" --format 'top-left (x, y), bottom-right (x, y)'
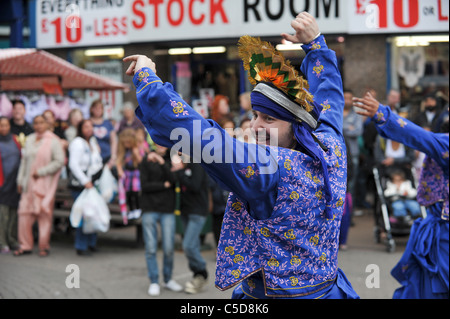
top-left (0, 12), bottom-right (448, 300)
top-left (0, 92), bottom-right (255, 296)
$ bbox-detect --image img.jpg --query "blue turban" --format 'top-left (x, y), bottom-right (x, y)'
top-left (251, 83), bottom-right (333, 219)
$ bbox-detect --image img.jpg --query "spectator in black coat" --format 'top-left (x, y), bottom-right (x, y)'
top-left (139, 145), bottom-right (182, 297)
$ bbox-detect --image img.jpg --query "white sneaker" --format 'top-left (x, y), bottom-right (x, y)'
top-left (148, 283), bottom-right (160, 297)
top-left (164, 279), bottom-right (183, 292)
top-left (128, 210), bottom-right (140, 220)
top-left (184, 275), bottom-right (208, 294)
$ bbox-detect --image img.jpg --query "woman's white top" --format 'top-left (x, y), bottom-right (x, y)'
top-left (68, 136), bottom-right (103, 186)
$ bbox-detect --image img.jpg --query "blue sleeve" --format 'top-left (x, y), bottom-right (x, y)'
top-left (132, 69), bottom-right (279, 218)
top-left (301, 35), bottom-right (344, 138)
top-left (372, 104), bottom-right (449, 172)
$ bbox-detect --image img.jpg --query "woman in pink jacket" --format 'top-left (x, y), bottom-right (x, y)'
top-left (14, 115), bottom-right (65, 257)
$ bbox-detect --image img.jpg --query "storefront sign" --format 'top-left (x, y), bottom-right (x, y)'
top-left (37, 0), bottom-right (129, 48)
top-left (128, 0), bottom-right (344, 43)
top-left (35, 0), bottom-right (448, 49)
top-left (349, 0), bottom-right (449, 34)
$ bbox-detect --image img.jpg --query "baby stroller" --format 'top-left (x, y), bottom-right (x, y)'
top-left (372, 164), bottom-right (427, 252)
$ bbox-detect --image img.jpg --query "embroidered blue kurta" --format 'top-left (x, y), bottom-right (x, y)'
top-left (133, 35), bottom-right (358, 299)
top-left (371, 104), bottom-right (449, 299)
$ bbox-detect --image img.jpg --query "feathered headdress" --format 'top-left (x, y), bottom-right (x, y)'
top-left (238, 35), bottom-right (314, 113)
top-left (239, 35), bottom-right (334, 220)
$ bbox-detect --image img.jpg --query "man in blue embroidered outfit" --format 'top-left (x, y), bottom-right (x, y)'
top-left (354, 92), bottom-right (449, 299)
top-left (124, 12), bottom-right (358, 299)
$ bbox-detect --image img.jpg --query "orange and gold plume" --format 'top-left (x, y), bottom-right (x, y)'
top-left (238, 35), bottom-right (314, 112)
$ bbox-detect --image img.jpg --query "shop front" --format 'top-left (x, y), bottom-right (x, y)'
top-left (31, 0), bottom-right (448, 121)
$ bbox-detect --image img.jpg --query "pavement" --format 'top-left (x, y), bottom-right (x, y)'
top-left (0, 210), bottom-right (407, 300)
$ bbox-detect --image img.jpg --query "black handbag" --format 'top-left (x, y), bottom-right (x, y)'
top-left (67, 167), bottom-right (85, 191)
top-left (67, 166), bottom-right (103, 191)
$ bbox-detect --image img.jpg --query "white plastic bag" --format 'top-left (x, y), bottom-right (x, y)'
top-left (70, 189), bottom-right (87, 228)
top-left (97, 166), bottom-right (118, 203)
top-left (69, 188), bottom-right (111, 234)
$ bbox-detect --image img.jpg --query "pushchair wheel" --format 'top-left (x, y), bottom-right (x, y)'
top-left (386, 238), bottom-right (396, 253)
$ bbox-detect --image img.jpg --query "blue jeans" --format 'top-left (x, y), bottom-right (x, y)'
top-left (181, 214), bottom-right (207, 275)
top-left (392, 200), bottom-right (421, 217)
top-left (141, 212), bottom-right (176, 284)
top-left (71, 190), bottom-right (97, 251)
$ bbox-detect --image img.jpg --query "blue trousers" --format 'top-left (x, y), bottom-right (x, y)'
top-left (181, 214), bottom-right (207, 275)
top-left (141, 212), bottom-right (176, 284)
top-left (391, 200), bottom-right (421, 217)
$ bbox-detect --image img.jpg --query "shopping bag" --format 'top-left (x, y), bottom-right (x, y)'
top-left (69, 189), bottom-right (87, 228)
top-left (81, 188), bottom-right (111, 234)
top-left (97, 166), bottom-right (118, 203)
top-left (69, 188), bottom-right (110, 233)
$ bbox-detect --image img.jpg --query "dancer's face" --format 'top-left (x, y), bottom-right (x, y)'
top-left (250, 110), bottom-right (295, 149)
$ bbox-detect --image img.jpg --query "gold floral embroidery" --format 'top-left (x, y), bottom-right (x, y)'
top-left (321, 100), bottom-right (331, 112)
top-left (311, 42), bottom-right (321, 50)
top-left (290, 191), bottom-right (300, 201)
top-left (309, 235), bottom-right (319, 246)
top-left (376, 111), bottom-right (385, 122)
top-left (334, 146), bottom-right (342, 157)
top-left (319, 253), bottom-right (327, 263)
top-left (138, 71), bottom-right (150, 82)
top-left (244, 227), bottom-right (252, 236)
top-left (289, 276), bottom-right (299, 286)
top-left (313, 176), bottom-right (321, 184)
top-left (397, 118), bottom-right (407, 128)
top-left (267, 258), bottom-right (279, 267)
top-left (245, 166), bottom-right (255, 178)
top-left (290, 255), bottom-right (302, 266)
top-left (284, 159), bottom-right (292, 171)
top-left (313, 64), bottom-right (324, 76)
top-left (172, 101), bottom-right (184, 115)
top-left (261, 227), bottom-right (270, 237)
top-left (225, 246), bottom-right (235, 256)
top-left (284, 229), bottom-right (296, 240)
top-left (336, 198), bottom-right (343, 207)
top-left (231, 269), bottom-right (241, 279)
top-left (315, 190), bottom-right (323, 200)
top-left (233, 254), bottom-right (244, 263)
top-left (305, 171), bottom-right (313, 180)
top-left (232, 202), bottom-right (242, 211)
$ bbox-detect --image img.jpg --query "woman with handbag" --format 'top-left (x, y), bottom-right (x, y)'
top-left (68, 119), bottom-right (104, 256)
top-left (14, 115), bottom-right (65, 257)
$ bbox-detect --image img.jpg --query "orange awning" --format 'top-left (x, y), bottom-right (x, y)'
top-left (0, 48), bottom-right (128, 92)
